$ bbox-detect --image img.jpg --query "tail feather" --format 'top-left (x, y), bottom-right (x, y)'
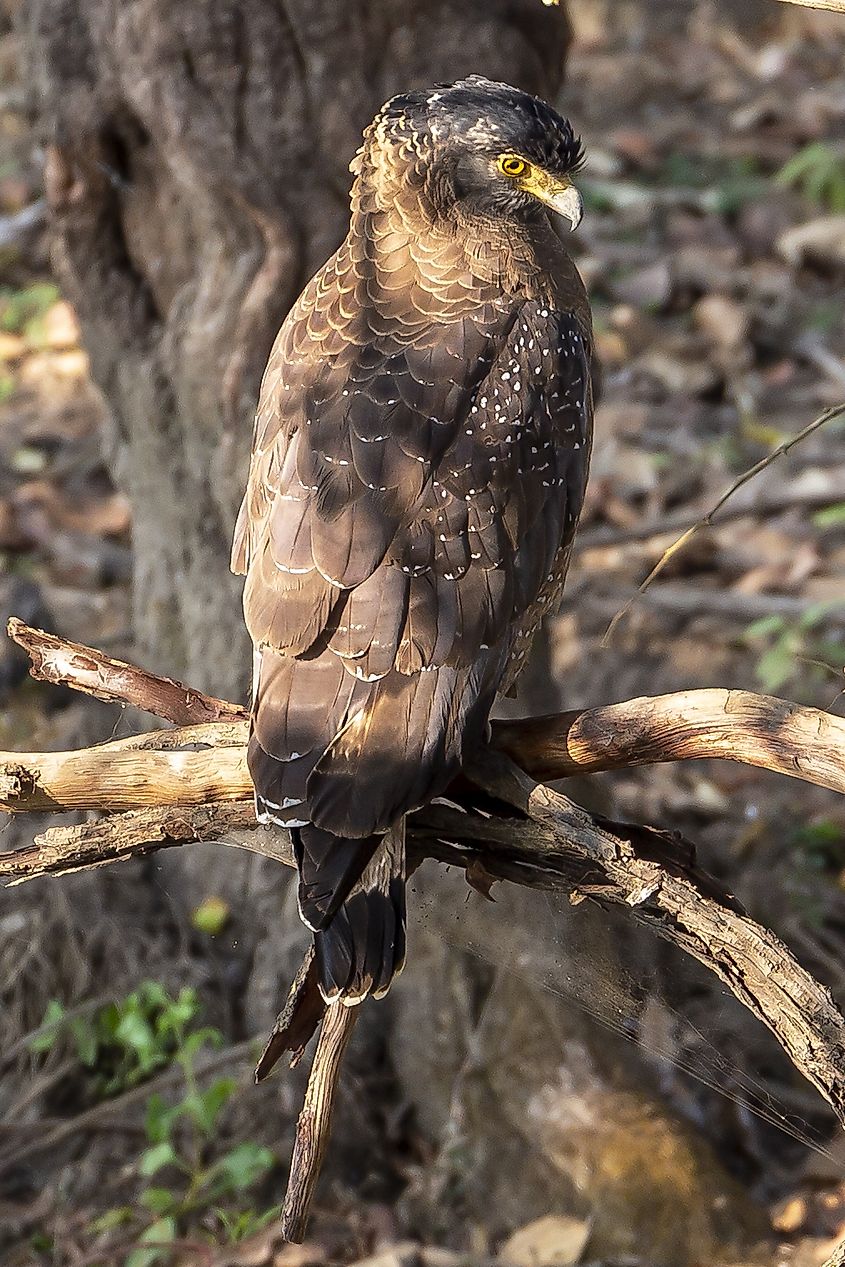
top-left (314, 821), bottom-right (406, 1005)
top-left (292, 824), bottom-right (380, 931)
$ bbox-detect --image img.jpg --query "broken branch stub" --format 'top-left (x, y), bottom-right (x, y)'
top-left (3, 618), bottom-right (845, 1241)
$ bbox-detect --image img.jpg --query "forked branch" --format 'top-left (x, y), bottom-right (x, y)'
top-left (3, 619), bottom-right (845, 1242)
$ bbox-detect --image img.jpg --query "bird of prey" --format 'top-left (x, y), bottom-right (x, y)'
top-left (232, 76), bottom-right (594, 1007)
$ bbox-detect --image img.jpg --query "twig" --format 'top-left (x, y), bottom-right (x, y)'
top-left (0, 803), bottom-right (261, 884)
top-left (602, 401), bottom-right (845, 646)
top-left (593, 583), bottom-right (845, 625)
top-left (281, 1003), bottom-right (359, 1242)
top-left (6, 617), bottom-right (248, 724)
top-left (578, 476), bottom-right (845, 549)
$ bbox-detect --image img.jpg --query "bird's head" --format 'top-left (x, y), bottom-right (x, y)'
top-left (356, 75), bottom-right (584, 232)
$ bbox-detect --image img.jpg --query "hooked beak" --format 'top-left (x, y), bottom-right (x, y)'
top-left (542, 181), bottom-right (584, 232)
top-left (519, 168), bottom-right (584, 231)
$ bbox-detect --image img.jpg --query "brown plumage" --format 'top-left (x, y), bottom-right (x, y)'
top-left (232, 76), bottom-right (595, 1005)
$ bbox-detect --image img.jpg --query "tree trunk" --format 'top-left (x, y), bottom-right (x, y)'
top-left (25, 0), bottom-right (572, 699)
top-left (21, 7), bottom-right (775, 1257)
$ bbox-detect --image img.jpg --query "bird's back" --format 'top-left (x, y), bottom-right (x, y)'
top-left (233, 78), bottom-right (594, 1003)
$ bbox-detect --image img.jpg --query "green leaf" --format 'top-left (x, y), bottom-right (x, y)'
top-left (178, 1028), bottom-right (223, 1062)
top-left (28, 1000), bottom-right (66, 1054)
top-left (145, 1094), bottom-right (175, 1145)
top-left (183, 1077), bottom-right (236, 1136)
top-left (97, 1001), bottom-right (121, 1041)
top-left (89, 1206), bottom-right (135, 1234)
top-left (755, 643), bottom-right (795, 693)
top-left (125, 1217), bottom-right (178, 1267)
top-left (743, 615), bottom-right (785, 642)
top-left (69, 1016), bottom-right (100, 1067)
top-left (191, 896), bottom-right (230, 935)
top-left (215, 1203), bottom-right (281, 1243)
top-left (209, 1143), bottom-right (275, 1193)
top-left (137, 981), bottom-right (170, 1010)
top-left (156, 987), bottom-right (200, 1038)
top-left (798, 600), bottom-right (837, 631)
top-left (115, 1011), bottom-right (158, 1063)
top-left (139, 1142), bottom-right (178, 1177)
top-left (140, 1187), bottom-right (178, 1216)
top-left (813, 503), bottom-right (845, 530)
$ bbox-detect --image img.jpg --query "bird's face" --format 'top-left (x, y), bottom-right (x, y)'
top-left (365, 76), bottom-right (584, 232)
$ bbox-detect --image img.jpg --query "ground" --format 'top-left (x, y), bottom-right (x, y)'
top-left (1, 1), bottom-right (845, 1265)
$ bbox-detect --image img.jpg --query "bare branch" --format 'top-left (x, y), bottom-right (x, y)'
top-left (4, 622), bottom-right (845, 1241)
top-left (776, 0), bottom-right (845, 11)
top-left (281, 1003), bottom-right (359, 1243)
top-left (4, 686), bottom-right (844, 814)
top-left (0, 743), bottom-right (252, 813)
top-left (491, 688), bottom-right (845, 794)
top-left (0, 802), bottom-right (281, 885)
top-left (602, 401), bottom-right (845, 645)
top-left (6, 618), bottom-right (248, 724)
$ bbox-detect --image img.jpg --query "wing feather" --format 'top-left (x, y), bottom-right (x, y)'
top-left (236, 228), bottom-right (593, 841)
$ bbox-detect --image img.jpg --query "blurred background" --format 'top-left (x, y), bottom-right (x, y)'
top-left (1, 0), bottom-right (844, 1264)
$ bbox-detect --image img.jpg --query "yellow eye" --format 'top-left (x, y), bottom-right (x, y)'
top-left (498, 155), bottom-right (528, 178)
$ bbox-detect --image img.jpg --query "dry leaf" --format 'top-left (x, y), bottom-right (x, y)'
top-left (499, 1215), bottom-right (592, 1267)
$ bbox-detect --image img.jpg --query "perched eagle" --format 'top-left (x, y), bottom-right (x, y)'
top-left (232, 76), bottom-right (594, 1006)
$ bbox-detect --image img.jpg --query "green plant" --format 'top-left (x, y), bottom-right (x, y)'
top-left (791, 818), bottom-right (845, 871)
top-left (0, 281), bottom-right (60, 339)
top-left (742, 604), bottom-right (845, 695)
top-left (776, 142), bottom-right (845, 213)
top-left (38, 984), bottom-right (278, 1265)
top-left (126, 1056), bottom-right (275, 1266)
top-left (30, 981), bottom-right (207, 1097)
top-left (813, 502), bottom-right (845, 530)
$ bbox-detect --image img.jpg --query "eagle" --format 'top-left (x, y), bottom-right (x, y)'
top-left (231, 76), bottom-right (594, 1006)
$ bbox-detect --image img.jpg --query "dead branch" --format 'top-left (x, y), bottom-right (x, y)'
top-left (4, 619), bottom-right (845, 1239)
top-left (602, 400), bottom-right (845, 645)
top-left (492, 687), bottom-right (845, 792)
top-left (776, 0), bottom-right (845, 10)
top-left (280, 1003), bottom-right (359, 1243)
top-left (4, 685), bottom-right (845, 811)
top-left (6, 617), bottom-right (247, 724)
top-left (3, 619), bottom-right (845, 809)
top-left (0, 802), bottom-right (262, 884)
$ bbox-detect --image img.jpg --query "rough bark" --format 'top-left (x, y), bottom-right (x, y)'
top-left (24, 0), bottom-right (571, 698)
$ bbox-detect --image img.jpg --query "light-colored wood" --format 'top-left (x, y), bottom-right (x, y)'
top-left (6, 617), bottom-right (247, 723)
top-left (0, 744), bottom-right (253, 812)
top-left (492, 688), bottom-right (845, 793)
top-left (776, 0), bottom-right (845, 11)
top-left (3, 688), bottom-right (843, 813)
top-left (280, 1003), bottom-right (359, 1242)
